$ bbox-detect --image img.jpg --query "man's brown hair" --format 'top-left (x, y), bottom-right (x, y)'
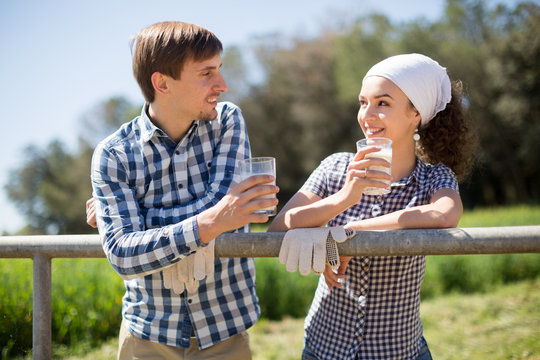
top-left (131, 21), bottom-right (223, 103)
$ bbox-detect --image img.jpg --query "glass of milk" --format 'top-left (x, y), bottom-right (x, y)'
top-left (356, 138), bottom-right (392, 195)
top-left (239, 157), bottom-right (277, 216)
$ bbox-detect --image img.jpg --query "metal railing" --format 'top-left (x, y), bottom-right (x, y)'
top-left (1, 225), bottom-right (540, 360)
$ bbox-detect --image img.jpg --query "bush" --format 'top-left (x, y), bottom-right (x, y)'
top-left (0, 258), bottom-right (124, 358)
top-left (0, 260), bottom-right (33, 358)
top-left (255, 258), bottom-right (318, 320)
top-left (49, 259), bottom-right (124, 346)
top-left (422, 254), bottom-right (540, 299)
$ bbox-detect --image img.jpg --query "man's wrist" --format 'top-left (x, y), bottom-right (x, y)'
top-left (196, 209), bottom-right (223, 244)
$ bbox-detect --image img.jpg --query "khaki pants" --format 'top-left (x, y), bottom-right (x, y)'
top-left (117, 319), bottom-right (252, 360)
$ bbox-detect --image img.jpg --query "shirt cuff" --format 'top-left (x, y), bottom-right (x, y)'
top-left (169, 216), bottom-right (204, 257)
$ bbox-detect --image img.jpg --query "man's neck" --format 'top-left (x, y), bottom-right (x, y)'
top-left (148, 102), bottom-right (193, 143)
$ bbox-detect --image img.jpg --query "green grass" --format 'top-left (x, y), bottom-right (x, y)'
top-left (421, 278), bottom-right (540, 360)
top-left (458, 204), bottom-right (540, 227)
top-left (0, 258), bottom-right (124, 359)
top-left (422, 205), bottom-right (540, 298)
top-left (2, 204), bottom-right (539, 358)
top-left (42, 277), bottom-right (540, 360)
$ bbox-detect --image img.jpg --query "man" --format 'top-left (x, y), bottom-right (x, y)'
top-left (90, 21), bottom-right (278, 359)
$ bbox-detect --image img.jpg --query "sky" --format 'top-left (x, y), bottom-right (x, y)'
top-left (0, 0), bottom-right (527, 233)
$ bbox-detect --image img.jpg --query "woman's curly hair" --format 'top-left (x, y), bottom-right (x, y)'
top-left (415, 80), bottom-right (476, 180)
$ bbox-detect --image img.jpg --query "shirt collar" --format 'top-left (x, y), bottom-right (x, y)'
top-left (140, 104), bottom-right (163, 142)
top-left (139, 104), bottom-right (200, 143)
top-left (392, 157), bottom-right (427, 187)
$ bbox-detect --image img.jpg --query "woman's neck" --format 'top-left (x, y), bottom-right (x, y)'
top-left (391, 143), bottom-right (417, 181)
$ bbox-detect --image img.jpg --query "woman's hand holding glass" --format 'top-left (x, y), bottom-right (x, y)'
top-left (338, 146), bottom-right (392, 206)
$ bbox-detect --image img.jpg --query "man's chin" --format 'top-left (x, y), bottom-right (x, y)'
top-left (198, 110), bottom-right (218, 122)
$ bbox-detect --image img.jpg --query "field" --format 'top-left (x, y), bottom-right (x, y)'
top-left (1, 205), bottom-right (539, 359)
top-left (38, 278), bottom-right (540, 360)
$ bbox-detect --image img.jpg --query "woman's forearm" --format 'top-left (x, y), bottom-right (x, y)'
top-left (346, 189), bottom-right (462, 231)
top-left (268, 191), bottom-right (354, 231)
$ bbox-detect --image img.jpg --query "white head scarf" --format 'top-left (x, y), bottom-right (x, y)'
top-left (362, 53), bottom-right (452, 127)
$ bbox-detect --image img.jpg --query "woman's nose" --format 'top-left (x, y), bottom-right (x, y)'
top-left (360, 103), bottom-right (377, 122)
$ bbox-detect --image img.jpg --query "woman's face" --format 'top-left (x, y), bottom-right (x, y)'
top-left (357, 76), bottom-right (420, 147)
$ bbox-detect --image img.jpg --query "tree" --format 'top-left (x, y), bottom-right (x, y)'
top-left (220, 45), bottom-right (250, 104)
top-left (5, 141), bottom-right (93, 234)
top-left (5, 1), bottom-right (538, 235)
top-left (333, 0), bottom-right (540, 207)
top-left (430, 0), bottom-right (540, 205)
top-left (5, 96), bottom-right (141, 234)
top-left (79, 96), bottom-right (141, 149)
top-left (241, 33), bottom-right (360, 203)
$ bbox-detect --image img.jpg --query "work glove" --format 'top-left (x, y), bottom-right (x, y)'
top-left (162, 240), bottom-right (215, 294)
top-left (279, 227), bottom-right (356, 276)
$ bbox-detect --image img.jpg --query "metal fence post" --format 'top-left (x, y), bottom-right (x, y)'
top-left (33, 254), bottom-right (51, 360)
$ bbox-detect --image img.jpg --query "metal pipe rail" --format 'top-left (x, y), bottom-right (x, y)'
top-left (1, 225), bottom-right (540, 360)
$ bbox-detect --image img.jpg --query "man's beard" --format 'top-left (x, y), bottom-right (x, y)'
top-left (197, 110), bottom-right (217, 122)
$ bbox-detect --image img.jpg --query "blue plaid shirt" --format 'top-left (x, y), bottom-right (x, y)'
top-left (302, 152), bottom-right (459, 360)
top-left (91, 102), bottom-right (259, 350)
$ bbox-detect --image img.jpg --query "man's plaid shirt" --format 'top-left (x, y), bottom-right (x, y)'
top-left (91, 102), bottom-right (259, 350)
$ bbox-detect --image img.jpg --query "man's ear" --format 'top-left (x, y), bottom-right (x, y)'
top-left (151, 72), bottom-right (169, 96)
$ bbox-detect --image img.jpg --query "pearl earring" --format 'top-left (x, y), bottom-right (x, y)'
top-left (413, 128), bottom-right (420, 142)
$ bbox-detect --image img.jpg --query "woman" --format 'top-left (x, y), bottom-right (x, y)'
top-left (269, 53), bottom-right (474, 360)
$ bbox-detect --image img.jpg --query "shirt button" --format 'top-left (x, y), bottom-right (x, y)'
top-left (175, 150), bottom-right (180, 155)
top-left (357, 336), bottom-right (362, 341)
top-left (188, 299), bottom-right (192, 304)
top-left (178, 184), bottom-right (183, 189)
top-left (363, 265), bottom-right (369, 271)
top-left (377, 195), bottom-right (382, 202)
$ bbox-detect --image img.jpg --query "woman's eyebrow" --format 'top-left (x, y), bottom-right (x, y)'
top-left (359, 93), bottom-right (394, 100)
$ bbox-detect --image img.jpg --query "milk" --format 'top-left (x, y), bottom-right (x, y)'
top-left (363, 148), bottom-right (392, 195)
top-left (239, 157), bottom-right (277, 216)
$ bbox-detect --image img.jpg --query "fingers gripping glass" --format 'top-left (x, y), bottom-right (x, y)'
top-left (239, 157), bottom-right (277, 216)
top-left (356, 138), bottom-right (393, 195)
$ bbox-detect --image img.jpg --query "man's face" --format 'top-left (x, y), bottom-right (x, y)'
top-left (167, 54), bottom-right (228, 122)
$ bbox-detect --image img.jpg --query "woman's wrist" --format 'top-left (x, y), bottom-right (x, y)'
top-left (333, 188), bottom-right (361, 211)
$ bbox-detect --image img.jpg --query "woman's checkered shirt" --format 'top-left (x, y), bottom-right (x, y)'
top-left (301, 152), bottom-right (458, 360)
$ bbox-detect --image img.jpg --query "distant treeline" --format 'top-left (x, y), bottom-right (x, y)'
top-left (5, 0), bottom-right (539, 235)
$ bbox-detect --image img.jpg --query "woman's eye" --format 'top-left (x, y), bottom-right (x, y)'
top-left (379, 101), bottom-right (388, 106)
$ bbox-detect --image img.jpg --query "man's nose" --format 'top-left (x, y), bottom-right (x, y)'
top-left (214, 73), bottom-right (228, 93)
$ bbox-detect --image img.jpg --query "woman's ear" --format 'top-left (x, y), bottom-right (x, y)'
top-left (151, 72), bottom-right (169, 96)
top-left (413, 109), bottom-right (421, 128)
